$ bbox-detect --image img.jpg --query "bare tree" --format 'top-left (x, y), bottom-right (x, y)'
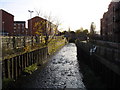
top-left (34, 8), bottom-right (43, 16)
top-left (90, 22), bottom-right (96, 35)
top-left (89, 22), bottom-right (96, 41)
top-left (33, 12), bottom-right (61, 45)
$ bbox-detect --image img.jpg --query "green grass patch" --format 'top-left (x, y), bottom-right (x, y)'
top-left (23, 64), bottom-right (38, 75)
top-left (48, 38), bottom-right (67, 55)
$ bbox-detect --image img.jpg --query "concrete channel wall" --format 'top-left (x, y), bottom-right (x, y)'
top-left (2, 47), bottom-right (48, 80)
top-left (76, 40), bottom-right (120, 88)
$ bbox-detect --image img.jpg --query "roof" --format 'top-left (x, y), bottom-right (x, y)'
top-left (0, 9), bottom-right (14, 16)
top-left (28, 16), bottom-right (47, 21)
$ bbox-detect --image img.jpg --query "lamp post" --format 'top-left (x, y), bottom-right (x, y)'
top-left (28, 10), bottom-right (34, 36)
top-left (28, 10), bottom-right (34, 46)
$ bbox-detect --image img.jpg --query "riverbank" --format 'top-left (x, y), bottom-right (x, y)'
top-left (2, 38), bottom-right (67, 89)
top-left (9, 43), bottom-right (86, 89)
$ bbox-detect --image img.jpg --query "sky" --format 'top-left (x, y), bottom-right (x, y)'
top-left (0, 0), bottom-right (112, 32)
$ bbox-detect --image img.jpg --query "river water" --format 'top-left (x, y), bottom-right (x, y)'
top-left (15, 43), bottom-right (86, 89)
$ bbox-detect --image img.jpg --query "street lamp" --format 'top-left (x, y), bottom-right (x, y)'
top-left (28, 10), bottom-right (34, 46)
top-left (28, 10), bottom-right (34, 36)
top-left (28, 10), bottom-right (34, 19)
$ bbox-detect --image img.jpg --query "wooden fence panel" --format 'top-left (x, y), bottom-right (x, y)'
top-left (2, 47), bottom-right (48, 79)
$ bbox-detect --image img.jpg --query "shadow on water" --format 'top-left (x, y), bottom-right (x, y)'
top-left (76, 45), bottom-right (107, 90)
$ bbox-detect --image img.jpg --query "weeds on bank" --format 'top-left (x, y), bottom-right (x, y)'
top-left (23, 64), bottom-right (38, 75)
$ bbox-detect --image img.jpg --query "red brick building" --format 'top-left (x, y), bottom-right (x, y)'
top-left (101, 1), bottom-right (120, 43)
top-left (0, 9), bottom-right (14, 35)
top-left (28, 16), bottom-right (58, 36)
top-left (28, 16), bottom-right (47, 36)
top-left (14, 21), bottom-right (26, 36)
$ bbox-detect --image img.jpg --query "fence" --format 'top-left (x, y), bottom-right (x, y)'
top-left (1, 36), bottom-right (64, 80)
top-left (2, 36), bottom-right (42, 50)
top-left (1, 36), bottom-right (63, 49)
top-left (1, 36), bottom-right (63, 58)
top-left (2, 47), bottom-right (48, 80)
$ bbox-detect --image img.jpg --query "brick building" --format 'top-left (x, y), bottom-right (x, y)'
top-left (14, 21), bottom-right (26, 36)
top-left (28, 16), bottom-right (47, 36)
top-left (101, 1), bottom-right (120, 43)
top-left (0, 9), bottom-right (14, 35)
top-left (28, 16), bottom-right (57, 36)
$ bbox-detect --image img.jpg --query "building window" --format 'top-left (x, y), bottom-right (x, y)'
top-left (22, 24), bottom-right (24, 27)
top-left (14, 27), bottom-right (16, 29)
top-left (18, 26), bottom-right (20, 29)
top-left (18, 24), bottom-right (20, 26)
top-left (14, 24), bottom-right (16, 26)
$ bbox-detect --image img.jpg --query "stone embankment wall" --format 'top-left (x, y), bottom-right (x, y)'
top-left (76, 40), bottom-right (120, 88)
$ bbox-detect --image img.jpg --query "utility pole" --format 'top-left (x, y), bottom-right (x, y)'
top-left (28, 10), bottom-right (34, 36)
top-left (28, 10), bottom-right (34, 47)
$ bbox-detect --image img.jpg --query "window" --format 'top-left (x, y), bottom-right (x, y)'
top-left (18, 24), bottom-right (20, 26)
top-left (14, 27), bottom-right (16, 29)
top-left (22, 26), bottom-right (24, 29)
top-left (18, 26), bottom-right (20, 29)
top-left (22, 24), bottom-right (24, 27)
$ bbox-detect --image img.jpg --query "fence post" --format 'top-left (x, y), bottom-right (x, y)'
top-left (37, 50), bottom-right (39, 64)
top-left (13, 57), bottom-right (15, 79)
top-left (9, 58), bottom-right (14, 79)
top-left (26, 52), bottom-right (29, 67)
top-left (38, 49), bottom-right (40, 64)
top-left (19, 55), bottom-right (22, 73)
top-left (7, 60), bottom-right (11, 78)
top-left (4, 59), bottom-right (8, 78)
top-left (32, 52), bottom-right (34, 64)
top-left (23, 54), bottom-right (26, 68)
top-left (2, 61), bottom-right (5, 79)
top-left (16, 56), bottom-right (20, 77)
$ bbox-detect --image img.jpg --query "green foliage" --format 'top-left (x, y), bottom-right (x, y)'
top-left (75, 28), bottom-right (88, 35)
top-left (83, 29), bottom-right (88, 34)
top-left (48, 38), bottom-right (66, 55)
top-left (23, 64), bottom-right (38, 74)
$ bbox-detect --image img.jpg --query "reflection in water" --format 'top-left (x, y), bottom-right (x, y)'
top-left (15, 43), bottom-right (86, 89)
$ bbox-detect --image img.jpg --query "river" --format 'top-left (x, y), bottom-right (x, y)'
top-left (14, 43), bottom-right (86, 89)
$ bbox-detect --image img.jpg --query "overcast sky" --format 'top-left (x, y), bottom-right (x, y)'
top-left (0, 0), bottom-right (112, 32)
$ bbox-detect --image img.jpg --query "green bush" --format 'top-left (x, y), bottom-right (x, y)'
top-left (23, 64), bottom-right (38, 75)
